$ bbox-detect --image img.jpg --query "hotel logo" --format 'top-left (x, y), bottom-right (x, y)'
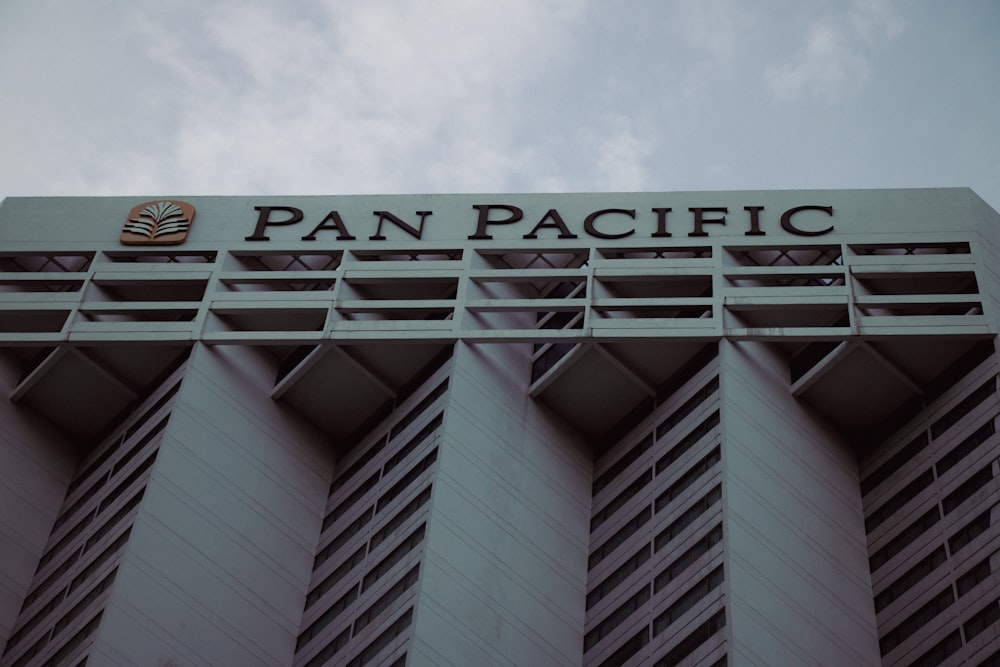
top-left (121, 200), bottom-right (195, 245)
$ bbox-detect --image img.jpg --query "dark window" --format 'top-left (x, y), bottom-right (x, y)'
top-left (84, 487), bottom-right (145, 552)
top-left (957, 554), bottom-right (993, 597)
top-left (879, 586), bottom-right (954, 655)
top-left (931, 377), bottom-right (996, 440)
top-left (949, 507), bottom-right (993, 555)
top-left (52, 472), bottom-right (109, 533)
top-left (656, 411), bottom-right (721, 476)
top-left (330, 436), bottom-right (388, 497)
top-left (652, 608), bottom-right (725, 667)
top-left (655, 485), bottom-right (722, 553)
top-left (5, 586), bottom-right (66, 653)
top-left (389, 381), bottom-right (448, 442)
top-left (66, 443), bottom-right (119, 497)
top-left (965, 598), bottom-right (1000, 641)
top-left (874, 546), bottom-right (947, 612)
top-left (353, 565), bottom-right (419, 635)
top-left (112, 415), bottom-right (169, 476)
top-left (865, 469), bottom-right (934, 533)
top-left (592, 469), bottom-right (652, 532)
top-left (860, 432), bottom-right (929, 497)
top-left (869, 506), bottom-right (940, 572)
top-left (305, 545), bottom-right (366, 610)
top-left (384, 413), bottom-right (442, 475)
top-left (593, 434), bottom-right (653, 497)
top-left (589, 506), bottom-right (652, 570)
top-left (653, 565), bottom-right (724, 637)
top-left (376, 449), bottom-right (438, 514)
top-left (22, 548), bottom-right (81, 609)
top-left (908, 630), bottom-right (962, 667)
top-left (323, 471), bottom-right (380, 532)
top-left (52, 568), bottom-right (117, 639)
top-left (655, 524), bottom-right (723, 594)
top-left (39, 610), bottom-right (102, 667)
top-left (98, 450), bottom-right (158, 513)
top-left (596, 627), bottom-right (649, 667)
top-left (655, 378), bottom-right (719, 441)
top-left (345, 607), bottom-right (413, 667)
top-left (70, 527), bottom-right (131, 594)
top-left (369, 485), bottom-right (432, 552)
top-left (314, 506), bottom-right (374, 570)
top-left (363, 524), bottom-right (425, 593)
top-left (587, 545), bottom-right (651, 610)
top-left (38, 511), bottom-right (96, 570)
top-left (655, 448), bottom-right (721, 514)
top-left (937, 420), bottom-right (996, 477)
top-left (942, 464), bottom-right (994, 514)
top-left (584, 584), bottom-right (650, 652)
top-left (296, 583), bottom-right (359, 651)
top-left (302, 627), bottom-right (350, 667)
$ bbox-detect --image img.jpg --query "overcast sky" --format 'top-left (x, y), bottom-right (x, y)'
top-left (1, 0), bottom-right (998, 210)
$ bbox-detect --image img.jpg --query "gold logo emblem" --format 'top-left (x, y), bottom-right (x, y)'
top-left (121, 200), bottom-right (195, 245)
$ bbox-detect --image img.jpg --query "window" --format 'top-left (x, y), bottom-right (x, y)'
top-left (652, 609), bottom-right (725, 667)
top-left (908, 630), bottom-right (961, 667)
top-left (330, 436), bottom-right (387, 496)
top-left (376, 449), bottom-right (438, 513)
top-left (965, 598), bottom-right (1000, 641)
top-left (653, 565), bottom-right (724, 637)
top-left (592, 469), bottom-right (652, 532)
top-left (937, 420), bottom-right (996, 477)
top-left (593, 434), bottom-right (652, 497)
top-left (654, 524), bottom-right (723, 594)
top-left (589, 506), bottom-right (651, 570)
top-left (384, 413), bottom-right (442, 475)
top-left (879, 587), bottom-right (954, 655)
top-left (932, 377), bottom-right (996, 440)
top-left (39, 610), bottom-right (103, 667)
top-left (587, 545), bottom-right (651, 610)
top-left (655, 378), bottom-right (720, 442)
top-left (345, 607), bottom-right (413, 667)
top-left (369, 485), bottom-right (432, 552)
top-left (302, 627), bottom-right (350, 667)
top-left (655, 411), bottom-right (720, 475)
top-left (874, 546), bottom-right (946, 612)
top-left (957, 554), bottom-right (993, 597)
top-left (305, 545), bottom-right (366, 610)
top-left (869, 506), bottom-right (940, 572)
top-left (323, 471), bottom-right (380, 532)
top-left (865, 469), bottom-right (933, 533)
top-left (655, 448), bottom-right (721, 513)
top-left (655, 485), bottom-right (722, 553)
top-left (596, 627), bottom-right (649, 667)
top-left (296, 583), bottom-right (359, 651)
top-left (860, 432), bottom-right (929, 497)
top-left (353, 565), bottom-right (419, 635)
top-left (389, 380), bottom-right (448, 442)
top-left (942, 464), bottom-right (994, 514)
top-left (314, 506), bottom-right (374, 570)
top-left (363, 524), bottom-right (425, 592)
top-left (584, 585), bottom-right (650, 652)
top-left (950, 507), bottom-right (993, 555)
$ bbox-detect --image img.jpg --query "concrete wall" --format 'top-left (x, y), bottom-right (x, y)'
top-left (409, 341), bottom-right (593, 666)
top-left (0, 357), bottom-right (75, 656)
top-left (88, 344), bottom-right (335, 666)
top-left (721, 340), bottom-right (880, 666)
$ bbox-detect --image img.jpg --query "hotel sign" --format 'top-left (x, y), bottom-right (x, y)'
top-left (242, 204), bottom-right (835, 242)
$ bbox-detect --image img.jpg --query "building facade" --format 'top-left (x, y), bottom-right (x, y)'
top-left (1, 188), bottom-right (999, 666)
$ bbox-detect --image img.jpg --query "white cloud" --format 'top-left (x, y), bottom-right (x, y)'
top-left (764, 21), bottom-right (870, 103)
top-left (119, 0), bottom-right (590, 194)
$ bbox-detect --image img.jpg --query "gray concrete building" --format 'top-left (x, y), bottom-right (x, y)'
top-left (1, 189), bottom-right (999, 666)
